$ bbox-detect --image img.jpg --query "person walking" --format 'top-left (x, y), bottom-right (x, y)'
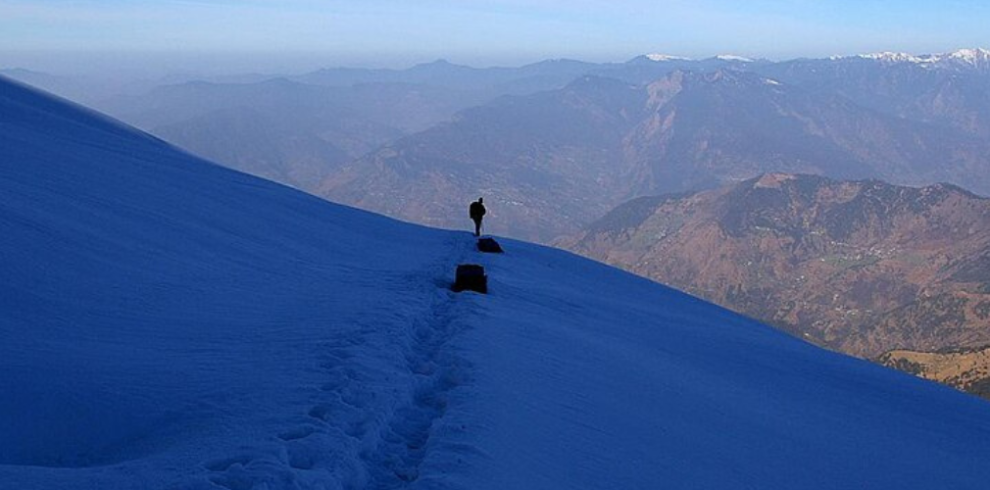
top-left (469, 197), bottom-right (486, 237)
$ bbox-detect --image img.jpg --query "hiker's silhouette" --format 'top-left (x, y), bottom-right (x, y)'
top-left (469, 198), bottom-right (486, 237)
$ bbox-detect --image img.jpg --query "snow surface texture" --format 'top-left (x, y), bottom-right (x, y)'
top-left (2, 76), bottom-right (990, 489)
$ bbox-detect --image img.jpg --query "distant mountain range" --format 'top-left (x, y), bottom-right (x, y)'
top-left (320, 75), bottom-right (649, 240)
top-left (90, 79), bottom-right (493, 190)
top-left (11, 50), bottom-right (989, 242)
top-left (320, 51), bottom-right (990, 241)
top-left (79, 54), bottom-right (753, 195)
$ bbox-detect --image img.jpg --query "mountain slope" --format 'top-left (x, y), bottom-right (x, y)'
top-left (562, 173), bottom-right (990, 358)
top-left (878, 346), bottom-right (990, 399)
top-left (2, 77), bottom-right (990, 489)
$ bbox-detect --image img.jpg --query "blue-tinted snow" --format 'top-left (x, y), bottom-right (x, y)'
top-left (1, 76), bottom-right (989, 489)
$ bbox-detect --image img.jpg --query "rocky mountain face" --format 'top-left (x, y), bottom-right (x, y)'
top-left (322, 67), bottom-right (990, 242)
top-left (560, 174), bottom-right (990, 360)
top-left (878, 346), bottom-right (990, 400)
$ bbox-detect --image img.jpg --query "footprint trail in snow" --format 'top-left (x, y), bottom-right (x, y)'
top-left (201, 234), bottom-right (482, 490)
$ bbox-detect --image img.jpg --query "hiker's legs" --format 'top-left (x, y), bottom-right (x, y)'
top-left (473, 219), bottom-right (481, 237)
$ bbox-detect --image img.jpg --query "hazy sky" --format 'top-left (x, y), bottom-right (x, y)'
top-left (2, 0), bottom-right (990, 74)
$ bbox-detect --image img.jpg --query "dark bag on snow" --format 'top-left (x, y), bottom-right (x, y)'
top-left (477, 237), bottom-right (504, 254)
top-left (453, 264), bottom-right (488, 294)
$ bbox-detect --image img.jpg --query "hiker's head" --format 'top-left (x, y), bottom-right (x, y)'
top-left (478, 197), bottom-right (484, 204)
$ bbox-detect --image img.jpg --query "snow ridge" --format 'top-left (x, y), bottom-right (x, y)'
top-left (858, 51), bottom-right (925, 63)
top-left (853, 48), bottom-right (990, 68)
top-left (644, 53), bottom-right (692, 62)
top-left (715, 54), bottom-right (754, 62)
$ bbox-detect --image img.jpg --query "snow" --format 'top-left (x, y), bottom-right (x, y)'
top-left (642, 54), bottom-right (753, 63)
top-left (3, 76), bottom-right (990, 489)
top-left (854, 48), bottom-right (990, 68)
top-left (715, 54), bottom-right (754, 62)
top-left (857, 51), bottom-right (926, 63)
top-left (644, 53), bottom-right (691, 62)
top-left (944, 48), bottom-right (990, 66)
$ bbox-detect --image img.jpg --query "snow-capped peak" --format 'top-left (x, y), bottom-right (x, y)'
top-left (715, 54), bottom-right (753, 62)
top-left (852, 48), bottom-right (990, 68)
top-left (644, 53), bottom-right (691, 62)
top-left (945, 48), bottom-right (990, 64)
top-left (857, 52), bottom-right (925, 63)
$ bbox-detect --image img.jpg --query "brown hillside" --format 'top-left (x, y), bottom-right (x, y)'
top-left (562, 174), bottom-right (990, 358)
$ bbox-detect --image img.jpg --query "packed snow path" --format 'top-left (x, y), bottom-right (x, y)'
top-left (200, 235), bottom-right (479, 490)
top-left (3, 77), bottom-right (990, 489)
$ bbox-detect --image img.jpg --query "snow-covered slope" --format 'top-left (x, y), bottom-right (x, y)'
top-left (2, 76), bottom-right (990, 489)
